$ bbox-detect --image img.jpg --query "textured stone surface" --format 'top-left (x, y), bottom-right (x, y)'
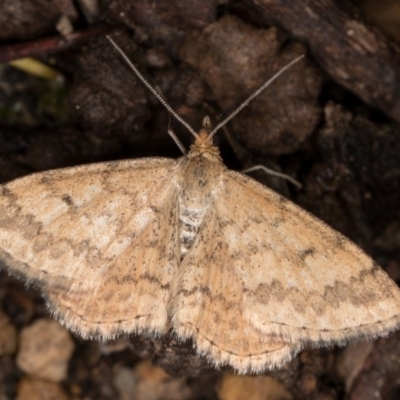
top-left (17, 319), bottom-right (74, 381)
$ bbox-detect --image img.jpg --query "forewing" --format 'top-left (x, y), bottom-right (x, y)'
top-left (171, 206), bottom-right (301, 373)
top-left (0, 158), bottom-right (180, 338)
top-left (213, 171), bottom-right (400, 346)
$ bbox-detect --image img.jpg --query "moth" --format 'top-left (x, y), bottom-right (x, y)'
top-left (0, 36), bottom-right (399, 374)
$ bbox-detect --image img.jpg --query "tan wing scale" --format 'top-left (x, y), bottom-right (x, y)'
top-left (0, 158), bottom-right (180, 338)
top-left (171, 207), bottom-right (301, 373)
top-left (212, 171), bottom-right (400, 346)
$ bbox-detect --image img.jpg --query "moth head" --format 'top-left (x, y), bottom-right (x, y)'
top-left (189, 116), bottom-right (222, 162)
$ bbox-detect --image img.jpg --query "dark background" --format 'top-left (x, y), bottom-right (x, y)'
top-left (0, 1), bottom-right (400, 399)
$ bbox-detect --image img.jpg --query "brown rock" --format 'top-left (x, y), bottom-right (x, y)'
top-left (131, 360), bottom-right (191, 400)
top-left (17, 318), bottom-right (74, 382)
top-left (217, 373), bottom-right (292, 400)
top-left (0, 309), bottom-right (17, 355)
top-left (16, 377), bottom-right (69, 400)
top-left (0, 0), bottom-right (67, 41)
top-left (113, 365), bottom-right (137, 400)
top-left (346, 331), bottom-right (400, 400)
top-left (180, 15), bottom-right (322, 155)
top-left (336, 342), bottom-right (374, 392)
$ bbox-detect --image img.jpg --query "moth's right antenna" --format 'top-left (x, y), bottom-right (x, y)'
top-left (209, 54), bottom-right (304, 138)
top-left (106, 35), bottom-right (198, 139)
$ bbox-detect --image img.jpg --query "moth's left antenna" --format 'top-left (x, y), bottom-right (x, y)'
top-left (106, 35), bottom-right (198, 139)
